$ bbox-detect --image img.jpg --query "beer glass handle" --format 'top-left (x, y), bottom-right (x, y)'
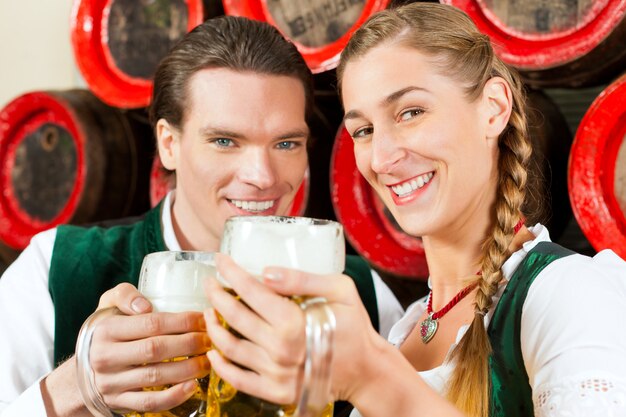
top-left (75, 307), bottom-right (124, 417)
top-left (296, 298), bottom-right (336, 417)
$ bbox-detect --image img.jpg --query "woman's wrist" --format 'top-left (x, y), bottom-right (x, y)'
top-left (347, 336), bottom-right (465, 417)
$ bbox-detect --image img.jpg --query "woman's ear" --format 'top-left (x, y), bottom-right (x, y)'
top-left (156, 119), bottom-right (180, 171)
top-left (482, 76), bottom-right (513, 139)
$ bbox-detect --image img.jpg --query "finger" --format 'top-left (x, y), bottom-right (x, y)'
top-left (262, 267), bottom-right (356, 303)
top-left (206, 306), bottom-right (300, 376)
top-left (98, 355), bottom-right (211, 393)
top-left (106, 379), bottom-right (199, 413)
top-left (207, 350), bottom-right (298, 406)
top-left (91, 332), bottom-right (212, 371)
top-left (95, 311), bottom-right (206, 342)
top-left (214, 254), bottom-right (301, 325)
top-left (205, 278), bottom-right (306, 366)
top-left (98, 282), bottom-right (152, 315)
top-left (204, 278), bottom-right (273, 344)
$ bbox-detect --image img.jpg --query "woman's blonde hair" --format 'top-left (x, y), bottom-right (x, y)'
top-left (337, 3), bottom-right (533, 417)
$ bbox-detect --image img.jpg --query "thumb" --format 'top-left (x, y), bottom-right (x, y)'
top-left (97, 282), bottom-right (152, 315)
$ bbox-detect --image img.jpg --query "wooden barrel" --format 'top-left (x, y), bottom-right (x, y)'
top-left (149, 156), bottom-right (309, 216)
top-left (0, 90), bottom-right (154, 250)
top-left (330, 91), bottom-right (572, 279)
top-left (222, 0), bottom-right (391, 73)
top-left (70, 0), bottom-right (207, 108)
top-left (568, 74), bottom-right (626, 258)
top-left (443, 0), bottom-right (626, 88)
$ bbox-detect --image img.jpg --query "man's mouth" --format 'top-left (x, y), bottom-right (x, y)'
top-left (228, 199), bottom-right (275, 212)
top-left (390, 172), bottom-right (434, 197)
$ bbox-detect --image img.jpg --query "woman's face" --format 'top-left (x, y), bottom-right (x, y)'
top-left (341, 43), bottom-right (504, 239)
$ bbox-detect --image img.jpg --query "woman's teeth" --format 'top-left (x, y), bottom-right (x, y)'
top-left (230, 199), bottom-right (274, 211)
top-left (391, 172), bottom-right (434, 196)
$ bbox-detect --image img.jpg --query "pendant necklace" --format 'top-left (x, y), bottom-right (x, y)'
top-left (420, 282), bottom-right (477, 344)
top-left (420, 218), bottom-right (526, 344)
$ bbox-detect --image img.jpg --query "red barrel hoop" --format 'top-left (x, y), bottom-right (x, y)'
top-left (71, 0), bottom-right (205, 108)
top-left (223, 0), bottom-right (391, 73)
top-left (568, 74), bottom-right (626, 258)
top-left (443, 0), bottom-right (626, 88)
top-left (0, 90), bottom-right (153, 250)
top-left (149, 156), bottom-right (310, 216)
top-left (330, 126), bottom-right (428, 280)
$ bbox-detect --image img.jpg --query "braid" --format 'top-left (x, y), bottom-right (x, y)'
top-left (446, 69), bottom-right (531, 417)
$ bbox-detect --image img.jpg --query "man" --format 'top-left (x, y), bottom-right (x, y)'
top-left (0, 16), bottom-right (402, 417)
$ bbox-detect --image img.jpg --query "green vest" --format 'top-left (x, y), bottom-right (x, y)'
top-left (48, 204), bottom-right (379, 365)
top-left (488, 241), bottom-right (574, 417)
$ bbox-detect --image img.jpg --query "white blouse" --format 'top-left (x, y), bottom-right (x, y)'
top-left (352, 224), bottom-right (626, 417)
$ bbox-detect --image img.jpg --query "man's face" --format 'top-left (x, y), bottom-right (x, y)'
top-left (157, 68), bottom-right (309, 251)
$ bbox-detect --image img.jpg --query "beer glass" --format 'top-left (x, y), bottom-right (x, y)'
top-left (209, 216), bottom-right (344, 417)
top-left (127, 251), bottom-right (216, 417)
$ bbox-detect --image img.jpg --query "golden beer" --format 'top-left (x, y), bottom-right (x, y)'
top-left (125, 251), bottom-right (216, 417)
top-left (211, 216), bottom-right (343, 417)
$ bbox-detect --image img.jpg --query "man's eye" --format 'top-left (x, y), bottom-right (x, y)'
top-left (399, 109), bottom-right (423, 121)
top-left (214, 138), bottom-right (234, 147)
top-left (277, 141), bottom-right (298, 149)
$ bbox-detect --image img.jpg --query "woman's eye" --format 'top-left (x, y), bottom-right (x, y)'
top-left (399, 109), bottom-right (423, 121)
top-left (351, 126), bottom-right (373, 139)
top-left (214, 138), bottom-right (234, 147)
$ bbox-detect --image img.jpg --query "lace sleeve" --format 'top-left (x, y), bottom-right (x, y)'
top-left (534, 376), bottom-right (626, 417)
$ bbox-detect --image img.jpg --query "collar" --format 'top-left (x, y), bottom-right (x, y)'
top-left (161, 190), bottom-right (182, 251)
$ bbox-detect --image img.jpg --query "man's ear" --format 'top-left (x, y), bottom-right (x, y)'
top-left (482, 76), bottom-right (513, 139)
top-left (156, 119), bottom-right (180, 170)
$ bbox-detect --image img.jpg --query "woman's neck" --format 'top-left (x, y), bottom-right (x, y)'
top-left (422, 222), bottom-right (533, 308)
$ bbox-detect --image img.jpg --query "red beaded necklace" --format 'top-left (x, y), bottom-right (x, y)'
top-left (419, 219), bottom-right (525, 344)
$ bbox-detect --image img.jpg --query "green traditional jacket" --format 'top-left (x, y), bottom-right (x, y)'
top-left (487, 241), bottom-right (574, 416)
top-left (48, 203), bottom-right (379, 365)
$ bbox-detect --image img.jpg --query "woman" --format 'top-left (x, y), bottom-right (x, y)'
top-left (204, 3), bottom-right (626, 416)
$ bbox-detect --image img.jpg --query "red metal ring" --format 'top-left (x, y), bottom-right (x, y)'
top-left (443, 0), bottom-right (626, 70)
top-left (0, 92), bottom-right (86, 249)
top-left (568, 74), bottom-right (626, 257)
top-left (149, 156), bottom-right (309, 216)
top-left (71, 0), bottom-right (204, 108)
top-left (330, 126), bottom-right (427, 279)
top-left (223, 0), bottom-right (391, 73)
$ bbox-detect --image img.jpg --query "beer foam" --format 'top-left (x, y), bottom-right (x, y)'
top-left (222, 218), bottom-right (345, 277)
top-left (139, 255), bottom-right (215, 313)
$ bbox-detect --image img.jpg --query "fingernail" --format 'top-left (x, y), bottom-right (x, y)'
top-left (206, 349), bottom-right (219, 363)
top-left (183, 380), bottom-right (197, 393)
top-left (131, 296), bottom-right (151, 313)
top-left (263, 268), bottom-right (283, 282)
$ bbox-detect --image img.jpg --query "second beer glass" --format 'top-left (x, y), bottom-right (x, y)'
top-left (210, 216), bottom-right (345, 417)
top-left (126, 251), bottom-right (215, 417)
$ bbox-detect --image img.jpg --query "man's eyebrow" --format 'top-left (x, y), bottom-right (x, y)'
top-left (198, 126), bottom-right (244, 139)
top-left (343, 86), bottom-right (431, 122)
top-left (199, 126), bottom-right (310, 140)
top-left (276, 128), bottom-right (310, 140)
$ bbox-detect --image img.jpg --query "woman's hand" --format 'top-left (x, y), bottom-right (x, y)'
top-left (204, 253), bottom-right (383, 406)
top-left (88, 283), bottom-right (211, 412)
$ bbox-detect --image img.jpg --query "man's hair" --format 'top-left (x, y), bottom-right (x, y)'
top-left (149, 15), bottom-right (313, 131)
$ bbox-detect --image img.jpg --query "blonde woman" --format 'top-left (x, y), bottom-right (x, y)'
top-left (205, 3), bottom-right (626, 416)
